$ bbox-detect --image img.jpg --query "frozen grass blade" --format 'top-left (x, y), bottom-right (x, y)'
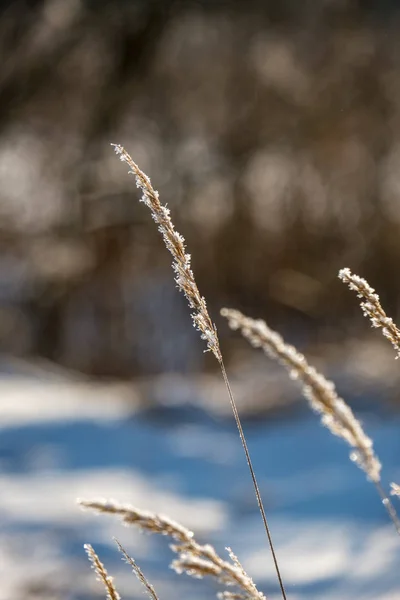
top-left (84, 543), bottom-right (121, 600)
top-left (112, 144), bottom-right (286, 599)
top-left (221, 307), bottom-right (400, 536)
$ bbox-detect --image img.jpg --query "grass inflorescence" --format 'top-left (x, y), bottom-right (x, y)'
top-left (81, 147), bottom-right (400, 600)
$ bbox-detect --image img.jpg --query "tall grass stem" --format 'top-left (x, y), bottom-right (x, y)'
top-left (219, 358), bottom-right (287, 600)
top-left (112, 145), bottom-right (286, 598)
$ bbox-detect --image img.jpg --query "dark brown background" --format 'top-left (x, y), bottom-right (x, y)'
top-left (1, 0), bottom-right (400, 388)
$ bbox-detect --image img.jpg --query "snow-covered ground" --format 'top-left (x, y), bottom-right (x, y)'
top-left (0, 377), bottom-right (399, 599)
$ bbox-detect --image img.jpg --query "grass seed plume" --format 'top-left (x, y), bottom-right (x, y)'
top-left (221, 307), bottom-right (381, 482)
top-left (339, 268), bottom-right (400, 358)
top-left (112, 144), bottom-right (287, 599)
top-left (80, 499), bottom-right (266, 600)
top-left (84, 543), bottom-right (121, 600)
top-left (112, 144), bottom-right (220, 360)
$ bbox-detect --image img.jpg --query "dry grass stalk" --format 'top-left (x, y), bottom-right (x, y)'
top-left (112, 144), bottom-right (286, 599)
top-left (79, 498), bottom-right (266, 600)
top-left (221, 308), bottom-right (400, 536)
top-left (114, 538), bottom-right (159, 600)
top-left (221, 307), bottom-right (381, 482)
top-left (84, 543), bottom-right (121, 600)
top-left (339, 268), bottom-right (400, 358)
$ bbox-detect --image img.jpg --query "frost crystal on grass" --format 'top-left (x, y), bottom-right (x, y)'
top-left (80, 499), bottom-right (266, 600)
top-left (112, 144), bottom-right (221, 361)
top-left (339, 267), bottom-right (400, 358)
top-left (84, 544), bottom-right (121, 600)
top-left (221, 308), bottom-right (381, 482)
top-left (391, 483), bottom-right (400, 497)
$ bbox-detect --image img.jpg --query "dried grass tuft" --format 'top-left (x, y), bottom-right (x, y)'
top-left (80, 498), bottom-right (266, 600)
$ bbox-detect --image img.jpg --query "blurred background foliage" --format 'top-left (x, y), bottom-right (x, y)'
top-left (2, 0), bottom-right (400, 388)
top-left (5, 4), bottom-right (400, 599)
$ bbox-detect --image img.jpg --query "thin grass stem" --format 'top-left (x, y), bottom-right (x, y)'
top-left (219, 358), bottom-right (287, 600)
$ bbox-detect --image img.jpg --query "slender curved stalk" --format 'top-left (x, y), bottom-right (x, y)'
top-left (220, 358), bottom-right (287, 600)
top-left (339, 268), bottom-right (400, 536)
top-left (222, 306), bottom-right (400, 538)
top-left (112, 144), bottom-right (287, 599)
